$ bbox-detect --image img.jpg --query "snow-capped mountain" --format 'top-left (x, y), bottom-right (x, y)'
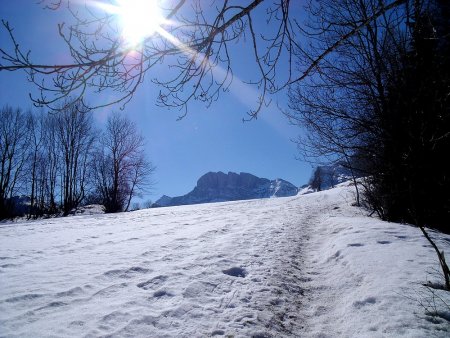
top-left (154, 171), bottom-right (298, 207)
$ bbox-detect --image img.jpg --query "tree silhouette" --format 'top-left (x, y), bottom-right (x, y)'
top-left (94, 112), bottom-right (154, 213)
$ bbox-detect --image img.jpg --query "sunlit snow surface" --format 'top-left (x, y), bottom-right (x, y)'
top-left (1, 183), bottom-right (449, 337)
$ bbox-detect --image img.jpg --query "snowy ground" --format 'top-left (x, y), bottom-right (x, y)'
top-left (1, 183), bottom-right (449, 337)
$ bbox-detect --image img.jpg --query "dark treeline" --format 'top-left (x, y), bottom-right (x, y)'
top-left (289, 0), bottom-right (449, 233)
top-left (0, 101), bottom-right (154, 219)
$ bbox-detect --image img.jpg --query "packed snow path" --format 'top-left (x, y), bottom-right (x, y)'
top-left (1, 184), bottom-right (449, 337)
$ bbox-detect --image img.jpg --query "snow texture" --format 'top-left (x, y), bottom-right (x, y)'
top-left (1, 183), bottom-right (449, 337)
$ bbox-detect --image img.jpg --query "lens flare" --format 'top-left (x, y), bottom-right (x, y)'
top-left (100, 0), bottom-right (164, 46)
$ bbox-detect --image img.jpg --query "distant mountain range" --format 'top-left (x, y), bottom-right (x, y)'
top-left (153, 171), bottom-right (299, 207)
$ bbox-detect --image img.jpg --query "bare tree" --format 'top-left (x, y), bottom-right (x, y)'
top-left (52, 100), bottom-right (95, 214)
top-left (41, 111), bottom-right (62, 214)
top-left (0, 0), bottom-right (407, 117)
top-left (1, 104), bottom-right (153, 217)
top-left (286, 0), bottom-right (409, 205)
top-left (27, 109), bottom-right (47, 217)
top-left (288, 0), bottom-right (450, 288)
top-left (288, 0), bottom-right (449, 230)
top-left (26, 109), bottom-right (63, 216)
top-left (0, 106), bottom-right (31, 218)
top-left (94, 112), bottom-right (154, 213)
top-left (123, 151), bottom-right (155, 212)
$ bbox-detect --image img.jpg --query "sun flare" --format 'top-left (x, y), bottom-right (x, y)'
top-left (104, 0), bottom-right (164, 46)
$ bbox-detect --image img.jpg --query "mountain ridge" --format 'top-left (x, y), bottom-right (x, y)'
top-left (153, 171), bottom-right (298, 207)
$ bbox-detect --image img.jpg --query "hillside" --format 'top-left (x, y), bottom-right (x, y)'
top-left (0, 183), bottom-right (449, 337)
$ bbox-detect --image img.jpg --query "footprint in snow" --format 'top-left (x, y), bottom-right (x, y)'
top-left (4, 293), bottom-right (44, 303)
top-left (327, 250), bottom-right (342, 262)
top-left (347, 243), bottom-right (364, 247)
top-left (69, 320), bottom-right (85, 327)
top-left (153, 289), bottom-right (174, 298)
top-left (1, 263), bottom-right (18, 268)
top-left (377, 240), bottom-right (391, 245)
top-left (55, 286), bottom-right (84, 298)
top-left (211, 329), bottom-right (225, 336)
top-left (35, 301), bottom-right (67, 311)
top-left (104, 266), bottom-right (150, 279)
top-left (137, 275), bottom-right (168, 290)
top-left (222, 267), bottom-right (247, 278)
top-left (353, 296), bottom-right (376, 309)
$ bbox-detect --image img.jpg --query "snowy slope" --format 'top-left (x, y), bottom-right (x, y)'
top-left (294, 184), bottom-right (450, 337)
top-left (1, 183), bottom-right (449, 337)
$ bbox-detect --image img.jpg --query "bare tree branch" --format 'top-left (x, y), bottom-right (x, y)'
top-left (1, 0), bottom-right (406, 117)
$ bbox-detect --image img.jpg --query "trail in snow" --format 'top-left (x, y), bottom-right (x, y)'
top-left (1, 183), bottom-right (449, 337)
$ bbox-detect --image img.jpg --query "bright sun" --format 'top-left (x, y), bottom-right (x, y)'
top-left (106, 0), bottom-right (164, 46)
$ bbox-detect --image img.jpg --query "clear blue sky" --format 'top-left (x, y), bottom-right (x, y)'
top-left (0, 1), bottom-right (312, 200)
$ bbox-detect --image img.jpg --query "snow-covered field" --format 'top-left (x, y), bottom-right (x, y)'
top-left (1, 183), bottom-right (449, 337)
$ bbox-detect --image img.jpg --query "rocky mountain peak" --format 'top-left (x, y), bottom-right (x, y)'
top-left (154, 171), bottom-right (298, 207)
